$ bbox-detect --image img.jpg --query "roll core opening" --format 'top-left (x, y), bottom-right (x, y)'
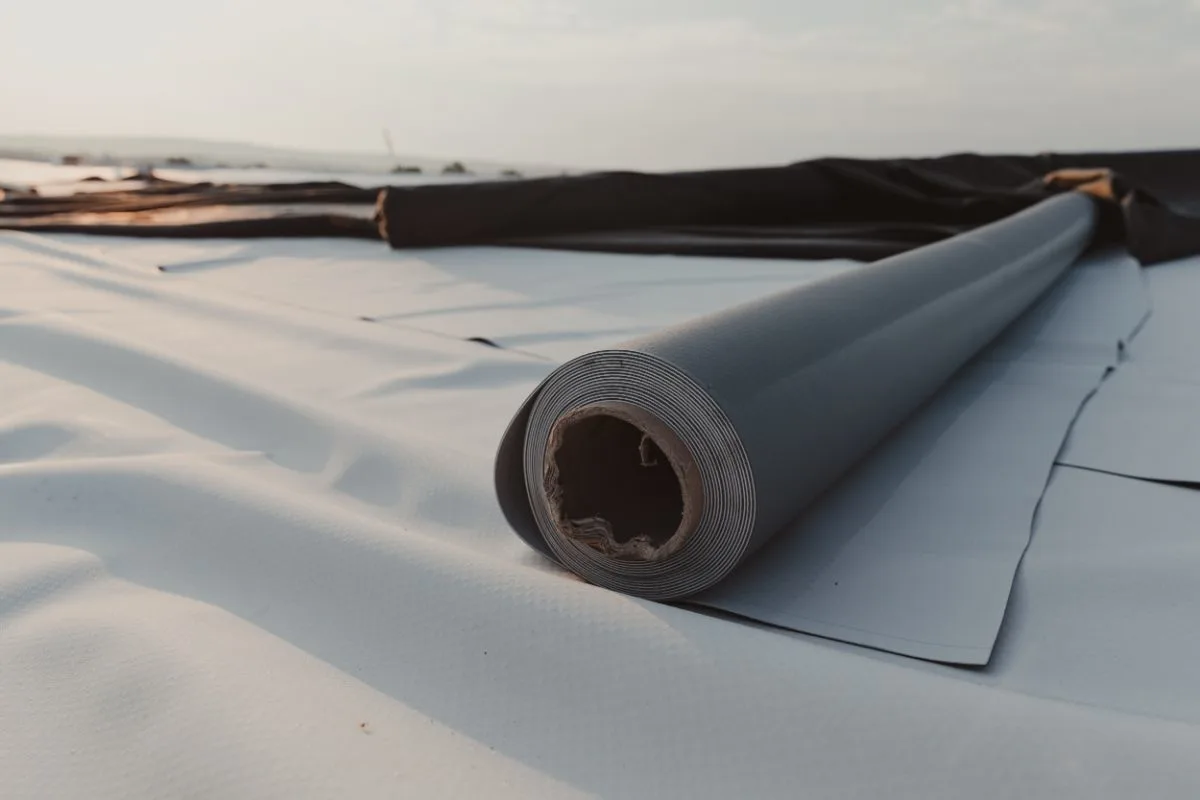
top-left (543, 401), bottom-right (703, 562)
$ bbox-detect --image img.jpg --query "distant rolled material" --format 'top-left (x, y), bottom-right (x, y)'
top-left (496, 193), bottom-right (1097, 601)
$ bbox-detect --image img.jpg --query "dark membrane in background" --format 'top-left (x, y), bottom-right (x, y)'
top-left (9, 149), bottom-right (1200, 263)
top-left (378, 149), bottom-right (1200, 265)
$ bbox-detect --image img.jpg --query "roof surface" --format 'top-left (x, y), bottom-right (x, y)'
top-left (1, 161), bottom-right (1198, 798)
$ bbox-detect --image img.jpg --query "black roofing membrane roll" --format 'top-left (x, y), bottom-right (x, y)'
top-left (496, 193), bottom-right (1145, 664)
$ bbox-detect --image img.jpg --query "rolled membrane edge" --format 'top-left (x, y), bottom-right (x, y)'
top-left (523, 349), bottom-right (756, 600)
top-left (503, 194), bottom-right (1099, 602)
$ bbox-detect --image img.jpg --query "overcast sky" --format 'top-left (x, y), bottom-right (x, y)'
top-left (2, 0), bottom-right (1197, 169)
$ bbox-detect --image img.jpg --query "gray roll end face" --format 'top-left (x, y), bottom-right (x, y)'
top-left (521, 350), bottom-right (757, 601)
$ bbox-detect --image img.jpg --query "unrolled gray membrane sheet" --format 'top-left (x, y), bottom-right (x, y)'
top-left (989, 466), bottom-right (1200, 724)
top-left (1059, 255), bottom-right (1200, 485)
top-left (699, 249), bottom-right (1147, 663)
top-left (497, 196), bottom-right (1148, 665)
top-left (1059, 364), bottom-right (1200, 484)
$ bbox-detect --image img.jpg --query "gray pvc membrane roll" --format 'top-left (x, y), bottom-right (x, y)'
top-left (495, 193), bottom-right (1110, 664)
